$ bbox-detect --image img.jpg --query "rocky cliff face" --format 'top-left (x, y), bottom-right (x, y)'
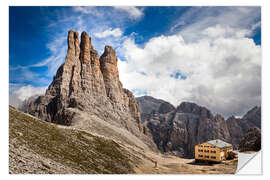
top-left (238, 127), bottom-right (261, 152)
top-left (136, 96), bottom-right (169, 125)
top-left (136, 96), bottom-right (168, 115)
top-left (25, 30), bottom-right (154, 150)
top-left (136, 96), bottom-right (261, 157)
top-left (226, 106), bottom-right (261, 146)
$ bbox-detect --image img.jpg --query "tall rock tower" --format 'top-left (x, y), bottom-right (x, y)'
top-left (26, 30), bottom-right (145, 139)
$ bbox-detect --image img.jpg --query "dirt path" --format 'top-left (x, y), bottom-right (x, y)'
top-left (133, 150), bottom-right (237, 174)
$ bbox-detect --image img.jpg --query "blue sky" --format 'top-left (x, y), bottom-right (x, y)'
top-left (9, 6), bottom-right (261, 117)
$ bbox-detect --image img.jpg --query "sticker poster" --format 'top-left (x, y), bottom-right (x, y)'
top-left (8, 5), bottom-right (261, 175)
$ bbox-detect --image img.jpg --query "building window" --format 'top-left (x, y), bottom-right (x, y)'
top-left (205, 155), bottom-right (209, 158)
top-left (211, 156), bottom-right (216, 159)
top-left (204, 150), bottom-right (209, 153)
top-left (199, 154), bottom-right (203, 157)
top-left (211, 150), bottom-right (216, 153)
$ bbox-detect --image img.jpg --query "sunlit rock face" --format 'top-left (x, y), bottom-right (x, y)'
top-left (25, 30), bottom-right (149, 142)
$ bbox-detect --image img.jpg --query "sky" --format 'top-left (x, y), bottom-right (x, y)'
top-left (9, 6), bottom-right (261, 118)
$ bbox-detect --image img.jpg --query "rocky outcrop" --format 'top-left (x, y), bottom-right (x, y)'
top-left (100, 46), bottom-right (123, 103)
top-left (242, 106), bottom-right (261, 128)
top-left (238, 127), bottom-right (261, 152)
top-left (158, 102), bottom-right (175, 114)
top-left (226, 116), bottom-right (244, 147)
top-left (139, 99), bottom-right (231, 157)
top-left (226, 106), bottom-right (261, 147)
top-left (136, 96), bottom-right (169, 123)
top-left (136, 96), bottom-right (168, 114)
top-left (24, 30), bottom-right (155, 150)
top-left (137, 96), bottom-right (261, 158)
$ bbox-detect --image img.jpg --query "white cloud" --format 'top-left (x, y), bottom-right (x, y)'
top-left (9, 85), bottom-right (47, 108)
top-left (174, 7), bottom-right (261, 42)
top-left (94, 28), bottom-right (123, 38)
top-left (118, 26), bottom-right (261, 118)
top-left (44, 38), bottom-right (67, 77)
top-left (114, 6), bottom-right (143, 19)
top-left (72, 7), bottom-right (103, 17)
top-left (202, 25), bottom-right (251, 38)
top-left (13, 85), bottom-right (47, 101)
top-left (9, 93), bottom-right (22, 108)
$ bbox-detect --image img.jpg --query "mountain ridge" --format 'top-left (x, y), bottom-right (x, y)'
top-left (136, 95), bottom-right (261, 157)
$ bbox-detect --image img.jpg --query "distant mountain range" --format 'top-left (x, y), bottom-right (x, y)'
top-left (136, 96), bottom-right (261, 157)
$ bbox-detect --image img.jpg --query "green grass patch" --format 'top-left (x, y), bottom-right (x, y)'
top-left (9, 106), bottom-right (134, 174)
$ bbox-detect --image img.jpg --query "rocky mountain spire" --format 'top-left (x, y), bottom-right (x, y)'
top-left (67, 30), bottom-right (80, 60)
top-left (25, 30), bottom-right (143, 134)
top-left (80, 31), bottom-right (91, 64)
top-left (100, 45), bottom-right (124, 103)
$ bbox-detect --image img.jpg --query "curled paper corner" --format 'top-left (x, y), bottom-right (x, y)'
top-left (236, 151), bottom-right (262, 175)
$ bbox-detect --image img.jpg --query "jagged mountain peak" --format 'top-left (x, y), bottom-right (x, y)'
top-left (23, 30), bottom-right (157, 151)
top-left (242, 106), bottom-right (261, 123)
top-left (176, 101), bottom-right (213, 119)
top-left (136, 95), bottom-right (169, 115)
top-left (101, 45), bottom-right (117, 58)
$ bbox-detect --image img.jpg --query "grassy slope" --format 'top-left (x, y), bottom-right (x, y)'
top-left (9, 106), bottom-right (134, 174)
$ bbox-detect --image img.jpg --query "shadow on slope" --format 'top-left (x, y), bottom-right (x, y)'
top-left (9, 106), bottom-right (135, 174)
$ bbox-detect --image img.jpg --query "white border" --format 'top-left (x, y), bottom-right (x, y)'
top-left (2, 0), bottom-right (270, 179)
top-left (5, 0), bottom-right (265, 6)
